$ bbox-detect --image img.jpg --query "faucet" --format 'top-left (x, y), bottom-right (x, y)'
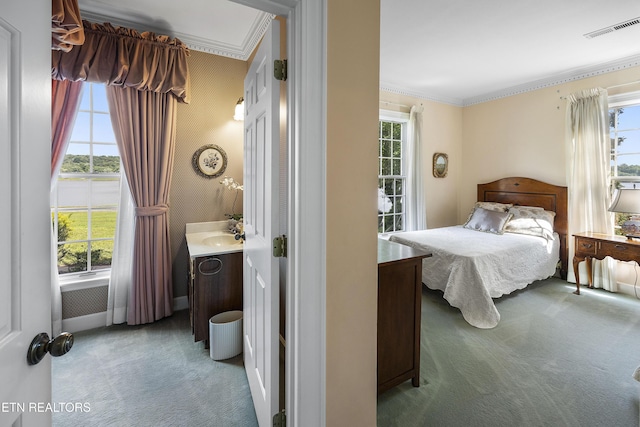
top-left (233, 221), bottom-right (245, 241)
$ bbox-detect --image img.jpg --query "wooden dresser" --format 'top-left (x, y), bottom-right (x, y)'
top-left (573, 232), bottom-right (640, 295)
top-left (377, 239), bottom-right (432, 395)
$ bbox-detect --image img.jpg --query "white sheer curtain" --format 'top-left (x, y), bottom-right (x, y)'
top-left (51, 80), bottom-right (84, 335)
top-left (405, 104), bottom-right (426, 231)
top-left (566, 88), bottom-right (616, 291)
top-left (50, 187), bottom-right (63, 336)
top-left (107, 172), bottom-right (135, 325)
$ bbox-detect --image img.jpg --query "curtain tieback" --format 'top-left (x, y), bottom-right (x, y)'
top-left (135, 204), bottom-right (169, 217)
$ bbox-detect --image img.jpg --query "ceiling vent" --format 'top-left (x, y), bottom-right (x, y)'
top-left (584, 17), bottom-right (640, 39)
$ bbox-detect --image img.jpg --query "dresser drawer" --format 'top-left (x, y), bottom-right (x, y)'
top-left (575, 237), bottom-right (597, 256)
top-left (599, 241), bottom-right (640, 263)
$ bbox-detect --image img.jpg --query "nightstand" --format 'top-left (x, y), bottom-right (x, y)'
top-left (572, 232), bottom-right (640, 295)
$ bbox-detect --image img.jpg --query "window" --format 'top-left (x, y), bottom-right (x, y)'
top-left (51, 83), bottom-right (121, 275)
top-left (609, 92), bottom-right (640, 234)
top-left (378, 111), bottom-right (408, 233)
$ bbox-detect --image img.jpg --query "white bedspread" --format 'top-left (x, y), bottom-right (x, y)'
top-left (389, 226), bottom-right (560, 329)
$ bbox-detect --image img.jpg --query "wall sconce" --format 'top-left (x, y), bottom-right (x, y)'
top-left (608, 188), bottom-right (640, 239)
top-left (233, 97), bottom-right (244, 121)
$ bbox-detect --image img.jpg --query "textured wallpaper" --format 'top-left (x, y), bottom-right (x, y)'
top-left (170, 51), bottom-right (247, 298)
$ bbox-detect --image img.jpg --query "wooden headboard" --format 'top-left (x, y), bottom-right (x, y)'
top-left (477, 177), bottom-right (568, 279)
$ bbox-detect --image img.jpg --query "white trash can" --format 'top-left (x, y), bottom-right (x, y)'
top-left (209, 310), bottom-right (243, 360)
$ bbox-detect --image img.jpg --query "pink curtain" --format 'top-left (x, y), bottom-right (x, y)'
top-left (51, 0), bottom-right (85, 52)
top-left (52, 20), bottom-right (190, 103)
top-left (106, 86), bottom-right (176, 324)
top-left (52, 19), bottom-right (189, 325)
top-left (51, 79), bottom-right (83, 180)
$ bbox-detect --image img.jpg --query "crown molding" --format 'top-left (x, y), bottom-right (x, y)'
top-left (230, 0), bottom-right (297, 16)
top-left (170, 11), bottom-right (273, 60)
top-left (379, 83), bottom-right (464, 107)
top-left (79, 8), bottom-right (273, 61)
top-left (382, 53), bottom-right (640, 107)
top-left (463, 53), bottom-right (640, 106)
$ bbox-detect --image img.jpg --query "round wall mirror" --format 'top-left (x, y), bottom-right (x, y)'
top-left (433, 153), bottom-right (448, 178)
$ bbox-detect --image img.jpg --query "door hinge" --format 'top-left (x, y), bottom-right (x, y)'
top-left (274, 59), bottom-right (287, 81)
top-left (273, 235), bottom-right (287, 258)
top-left (273, 410), bottom-right (286, 427)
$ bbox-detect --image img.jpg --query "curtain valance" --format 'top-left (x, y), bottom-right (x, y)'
top-left (52, 20), bottom-right (191, 103)
top-left (52, 0), bottom-right (85, 52)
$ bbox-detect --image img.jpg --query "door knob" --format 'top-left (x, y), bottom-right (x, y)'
top-left (26, 332), bottom-right (74, 365)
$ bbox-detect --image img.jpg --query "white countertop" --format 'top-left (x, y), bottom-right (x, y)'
top-left (185, 221), bottom-right (243, 258)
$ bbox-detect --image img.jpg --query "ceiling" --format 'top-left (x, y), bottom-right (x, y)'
top-left (78, 0), bottom-right (640, 106)
top-left (77, 0), bottom-right (273, 59)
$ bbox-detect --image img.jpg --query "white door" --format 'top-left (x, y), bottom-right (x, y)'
top-left (0, 2), bottom-right (56, 427)
top-left (243, 19), bottom-right (281, 427)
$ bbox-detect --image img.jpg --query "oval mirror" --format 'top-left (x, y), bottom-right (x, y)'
top-left (433, 153), bottom-right (448, 178)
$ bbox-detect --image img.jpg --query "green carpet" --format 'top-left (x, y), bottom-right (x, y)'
top-left (377, 279), bottom-right (640, 427)
top-left (52, 278), bottom-right (640, 426)
top-left (52, 309), bottom-right (257, 427)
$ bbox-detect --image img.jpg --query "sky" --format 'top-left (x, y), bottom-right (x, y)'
top-left (57, 83), bottom-right (120, 209)
top-left (67, 83), bottom-right (119, 157)
top-left (612, 104), bottom-right (640, 171)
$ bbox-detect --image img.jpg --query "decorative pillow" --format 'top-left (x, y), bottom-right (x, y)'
top-left (463, 207), bottom-right (512, 234)
top-left (505, 206), bottom-right (555, 240)
top-left (512, 205), bottom-right (545, 212)
top-left (474, 201), bottom-right (513, 212)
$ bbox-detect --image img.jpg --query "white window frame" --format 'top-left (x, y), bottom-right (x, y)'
top-left (608, 91), bottom-right (640, 236)
top-left (51, 82), bottom-right (121, 281)
top-left (378, 110), bottom-right (409, 234)
top-left (609, 90), bottom-right (640, 187)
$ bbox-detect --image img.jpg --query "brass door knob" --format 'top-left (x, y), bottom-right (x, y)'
top-left (26, 332), bottom-right (74, 365)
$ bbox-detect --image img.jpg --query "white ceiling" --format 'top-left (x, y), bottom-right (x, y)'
top-left (78, 0), bottom-right (640, 106)
top-left (77, 0), bottom-right (273, 59)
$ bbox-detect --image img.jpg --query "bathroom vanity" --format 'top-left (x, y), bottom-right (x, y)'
top-left (186, 221), bottom-right (243, 348)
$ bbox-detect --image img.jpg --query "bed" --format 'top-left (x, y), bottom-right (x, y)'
top-left (388, 177), bottom-right (568, 329)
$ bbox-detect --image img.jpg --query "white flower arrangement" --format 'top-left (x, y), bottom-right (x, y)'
top-left (220, 176), bottom-right (243, 221)
top-left (220, 176), bottom-right (244, 192)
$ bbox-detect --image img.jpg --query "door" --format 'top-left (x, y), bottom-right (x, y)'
top-left (243, 19), bottom-right (281, 427)
top-left (0, 2), bottom-right (55, 426)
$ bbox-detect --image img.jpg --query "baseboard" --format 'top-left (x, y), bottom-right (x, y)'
top-left (173, 295), bottom-right (189, 311)
top-left (62, 312), bottom-right (107, 333)
top-left (61, 296), bottom-right (189, 333)
top-left (617, 281), bottom-right (640, 299)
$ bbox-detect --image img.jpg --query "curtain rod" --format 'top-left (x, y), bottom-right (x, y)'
top-left (379, 100), bottom-right (410, 109)
top-left (559, 80), bottom-right (640, 100)
top-left (607, 80), bottom-right (640, 90)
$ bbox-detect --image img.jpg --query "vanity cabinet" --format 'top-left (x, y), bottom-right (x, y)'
top-left (189, 251), bottom-right (243, 348)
